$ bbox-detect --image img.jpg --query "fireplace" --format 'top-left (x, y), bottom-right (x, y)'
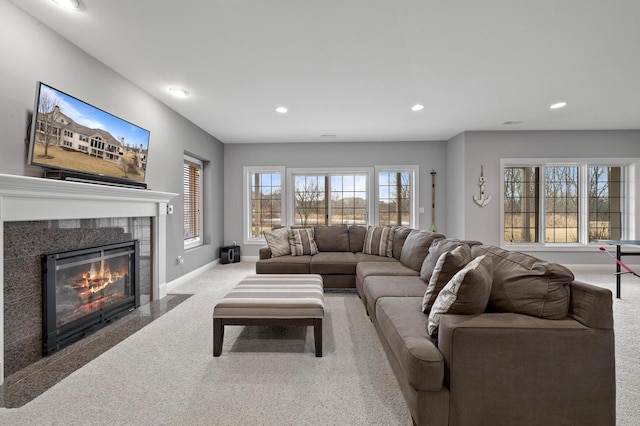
top-left (42, 240), bottom-right (140, 355)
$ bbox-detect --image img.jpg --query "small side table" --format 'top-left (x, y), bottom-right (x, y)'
top-left (220, 245), bottom-right (241, 264)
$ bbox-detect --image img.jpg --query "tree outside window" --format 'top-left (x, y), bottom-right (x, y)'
top-left (504, 163), bottom-right (625, 244)
top-left (250, 172), bottom-right (282, 238)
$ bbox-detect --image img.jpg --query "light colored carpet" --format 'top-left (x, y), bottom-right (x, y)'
top-left (0, 261), bottom-right (637, 425)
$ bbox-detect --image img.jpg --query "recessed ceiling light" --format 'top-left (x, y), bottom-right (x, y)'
top-left (169, 87), bottom-right (189, 98)
top-left (550, 102), bottom-right (567, 109)
top-left (411, 104), bottom-right (424, 112)
top-left (276, 106), bottom-right (288, 114)
top-left (52, 0), bottom-right (81, 10)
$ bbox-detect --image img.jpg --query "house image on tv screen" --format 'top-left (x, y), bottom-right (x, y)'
top-left (31, 83), bottom-right (150, 182)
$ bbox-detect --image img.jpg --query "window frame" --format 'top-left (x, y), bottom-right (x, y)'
top-left (374, 165), bottom-right (419, 228)
top-left (184, 154), bottom-right (203, 250)
top-left (243, 166), bottom-right (286, 245)
top-left (286, 167), bottom-right (374, 227)
top-left (500, 158), bottom-right (637, 249)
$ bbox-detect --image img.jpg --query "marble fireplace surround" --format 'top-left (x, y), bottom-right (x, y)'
top-left (0, 173), bottom-right (177, 385)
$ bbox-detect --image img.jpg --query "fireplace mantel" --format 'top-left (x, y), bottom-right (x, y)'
top-left (0, 173), bottom-right (177, 384)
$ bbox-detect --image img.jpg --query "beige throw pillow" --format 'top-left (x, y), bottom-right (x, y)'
top-left (422, 244), bottom-right (472, 313)
top-left (427, 255), bottom-right (493, 337)
top-left (420, 238), bottom-right (465, 282)
top-left (289, 228), bottom-right (318, 256)
top-left (362, 226), bottom-right (394, 257)
top-left (263, 226), bottom-right (291, 257)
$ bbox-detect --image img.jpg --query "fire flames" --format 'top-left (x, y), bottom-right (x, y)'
top-left (63, 260), bottom-right (130, 321)
top-left (75, 263), bottom-right (123, 297)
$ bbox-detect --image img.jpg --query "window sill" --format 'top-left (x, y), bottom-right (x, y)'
top-left (501, 243), bottom-right (615, 252)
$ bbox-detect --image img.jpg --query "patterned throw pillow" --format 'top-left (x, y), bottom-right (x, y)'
top-left (421, 244), bottom-right (472, 313)
top-left (427, 255), bottom-right (493, 337)
top-left (289, 228), bottom-right (318, 256)
top-left (362, 226), bottom-right (394, 257)
top-left (263, 226), bottom-right (291, 257)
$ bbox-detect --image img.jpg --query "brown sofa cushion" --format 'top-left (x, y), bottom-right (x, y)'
top-left (422, 244), bottom-right (472, 314)
top-left (363, 226), bottom-right (394, 257)
top-left (427, 255), bottom-right (493, 336)
top-left (255, 255), bottom-right (311, 274)
top-left (355, 252), bottom-right (398, 263)
top-left (400, 230), bottom-right (445, 271)
top-left (263, 226), bottom-right (291, 257)
top-left (471, 245), bottom-right (573, 319)
top-left (289, 228), bottom-right (318, 256)
top-left (392, 226), bottom-right (413, 259)
top-left (375, 297), bottom-right (444, 391)
top-left (310, 252), bottom-right (358, 275)
top-left (363, 275), bottom-right (428, 321)
top-left (348, 226), bottom-right (367, 252)
top-left (314, 225), bottom-right (349, 251)
top-left (356, 261), bottom-right (419, 285)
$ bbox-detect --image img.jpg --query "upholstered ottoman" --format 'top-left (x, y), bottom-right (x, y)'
top-left (213, 274), bottom-right (324, 357)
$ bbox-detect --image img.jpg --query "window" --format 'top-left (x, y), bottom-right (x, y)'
top-left (502, 160), bottom-right (630, 245)
top-left (244, 167), bottom-right (285, 243)
top-left (589, 166), bottom-right (623, 240)
top-left (244, 166), bottom-right (420, 241)
top-left (289, 169), bottom-right (371, 226)
top-left (375, 166), bottom-right (418, 227)
top-left (250, 170), bottom-right (283, 239)
top-left (184, 155), bottom-right (203, 249)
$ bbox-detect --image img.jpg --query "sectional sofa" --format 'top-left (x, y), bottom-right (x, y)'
top-left (256, 225), bottom-right (616, 426)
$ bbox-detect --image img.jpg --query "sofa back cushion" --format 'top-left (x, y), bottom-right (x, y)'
top-left (348, 226), bottom-right (367, 252)
top-left (289, 228), bottom-right (318, 256)
top-left (422, 244), bottom-right (472, 313)
top-left (400, 230), bottom-right (445, 271)
top-left (314, 226), bottom-right (349, 251)
top-left (471, 245), bottom-right (573, 319)
top-left (362, 226), bottom-right (394, 257)
top-left (392, 226), bottom-right (413, 259)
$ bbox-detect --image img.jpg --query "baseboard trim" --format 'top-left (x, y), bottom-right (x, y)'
top-left (162, 259), bottom-right (219, 296)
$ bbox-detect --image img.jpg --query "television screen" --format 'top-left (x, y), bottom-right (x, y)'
top-left (28, 82), bottom-right (150, 183)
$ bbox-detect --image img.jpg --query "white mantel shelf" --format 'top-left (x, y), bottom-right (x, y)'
top-left (0, 173), bottom-right (177, 221)
top-left (0, 173), bottom-right (178, 385)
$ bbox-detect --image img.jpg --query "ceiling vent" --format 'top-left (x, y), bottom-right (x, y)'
top-left (503, 121), bottom-right (522, 125)
top-left (320, 134), bottom-right (337, 139)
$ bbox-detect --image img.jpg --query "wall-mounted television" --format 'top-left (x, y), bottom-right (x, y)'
top-left (28, 82), bottom-right (150, 187)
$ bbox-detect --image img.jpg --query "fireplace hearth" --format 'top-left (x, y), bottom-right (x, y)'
top-left (42, 240), bottom-right (140, 355)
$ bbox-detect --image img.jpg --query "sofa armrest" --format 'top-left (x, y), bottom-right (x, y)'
top-left (568, 280), bottom-right (613, 329)
top-left (438, 313), bottom-right (615, 426)
top-left (259, 247), bottom-right (272, 260)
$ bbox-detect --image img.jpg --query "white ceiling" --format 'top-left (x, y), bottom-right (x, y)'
top-left (9, 0), bottom-right (640, 143)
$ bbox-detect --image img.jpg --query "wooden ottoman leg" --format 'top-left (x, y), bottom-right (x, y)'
top-left (213, 318), bottom-right (224, 357)
top-left (314, 318), bottom-right (323, 357)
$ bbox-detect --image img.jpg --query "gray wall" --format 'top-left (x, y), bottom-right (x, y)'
top-left (0, 0), bottom-right (224, 281)
top-left (446, 132), bottom-right (466, 237)
top-left (224, 141), bottom-right (448, 256)
top-left (448, 130), bottom-right (640, 264)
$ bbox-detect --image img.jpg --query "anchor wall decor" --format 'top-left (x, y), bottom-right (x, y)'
top-left (473, 165), bottom-right (491, 207)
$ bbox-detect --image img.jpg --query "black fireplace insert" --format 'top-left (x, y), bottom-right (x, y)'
top-left (42, 240), bottom-right (140, 355)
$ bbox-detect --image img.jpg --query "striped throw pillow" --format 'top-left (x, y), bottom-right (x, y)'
top-left (362, 226), bottom-right (394, 257)
top-left (289, 228), bottom-right (318, 256)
